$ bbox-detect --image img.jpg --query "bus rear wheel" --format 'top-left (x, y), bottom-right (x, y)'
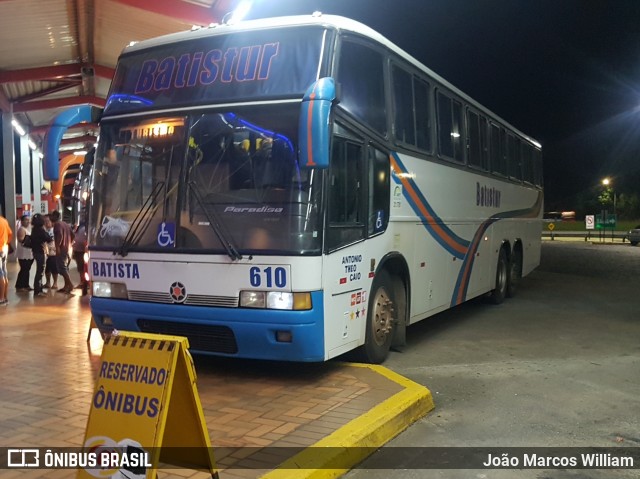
top-left (506, 247), bottom-right (522, 298)
top-left (489, 247), bottom-right (509, 305)
top-left (358, 270), bottom-right (396, 364)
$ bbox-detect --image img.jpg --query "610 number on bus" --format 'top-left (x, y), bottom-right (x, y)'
top-left (250, 267), bottom-right (287, 288)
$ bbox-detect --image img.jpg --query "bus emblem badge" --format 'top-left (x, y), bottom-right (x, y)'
top-left (170, 281), bottom-right (187, 303)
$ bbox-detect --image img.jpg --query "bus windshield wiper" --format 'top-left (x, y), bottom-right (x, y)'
top-left (188, 181), bottom-right (242, 261)
top-left (117, 181), bottom-right (165, 257)
top-left (117, 144), bottom-right (181, 257)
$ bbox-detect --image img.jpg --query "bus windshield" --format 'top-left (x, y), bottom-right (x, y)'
top-left (89, 104), bottom-right (323, 256)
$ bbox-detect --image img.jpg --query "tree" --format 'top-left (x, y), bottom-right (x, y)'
top-left (598, 186), bottom-right (614, 208)
top-left (619, 192), bottom-right (640, 219)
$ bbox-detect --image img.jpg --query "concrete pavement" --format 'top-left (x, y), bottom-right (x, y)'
top-left (0, 262), bottom-right (434, 479)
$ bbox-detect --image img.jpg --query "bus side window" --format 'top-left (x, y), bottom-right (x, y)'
top-left (327, 137), bottom-right (365, 251)
top-left (437, 91), bottom-right (464, 163)
top-left (338, 40), bottom-right (387, 135)
top-left (467, 110), bottom-right (489, 171)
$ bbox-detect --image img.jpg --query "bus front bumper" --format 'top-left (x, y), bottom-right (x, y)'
top-left (90, 291), bottom-right (325, 362)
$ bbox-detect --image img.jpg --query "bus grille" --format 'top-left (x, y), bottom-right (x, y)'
top-left (128, 290), bottom-right (238, 307)
top-left (137, 320), bottom-right (238, 354)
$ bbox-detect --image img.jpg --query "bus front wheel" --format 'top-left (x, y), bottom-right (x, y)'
top-left (358, 270), bottom-right (396, 364)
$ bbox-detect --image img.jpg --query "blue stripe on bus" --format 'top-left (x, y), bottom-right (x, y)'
top-left (450, 192), bottom-right (544, 306)
top-left (389, 150), bottom-right (543, 307)
top-left (450, 218), bottom-right (497, 307)
top-left (390, 152), bottom-right (470, 259)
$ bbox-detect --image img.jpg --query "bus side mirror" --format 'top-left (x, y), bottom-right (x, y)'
top-left (298, 77), bottom-right (336, 170)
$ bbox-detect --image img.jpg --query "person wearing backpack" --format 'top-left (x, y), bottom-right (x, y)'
top-left (15, 214), bottom-right (34, 292)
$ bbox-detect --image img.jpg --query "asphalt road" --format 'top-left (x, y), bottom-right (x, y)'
top-left (344, 241), bottom-right (640, 479)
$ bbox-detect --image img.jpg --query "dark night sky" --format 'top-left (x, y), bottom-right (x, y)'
top-left (245, 0), bottom-right (640, 210)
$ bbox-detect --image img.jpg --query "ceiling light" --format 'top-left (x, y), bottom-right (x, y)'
top-left (11, 119), bottom-right (26, 136)
top-left (226, 0), bottom-right (252, 24)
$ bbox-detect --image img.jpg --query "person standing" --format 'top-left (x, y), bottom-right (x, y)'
top-left (72, 222), bottom-right (88, 290)
top-left (0, 214), bottom-right (13, 305)
top-left (15, 214), bottom-right (34, 292)
top-left (29, 214), bottom-right (52, 297)
top-left (50, 210), bottom-right (74, 294)
top-left (43, 214), bottom-right (58, 289)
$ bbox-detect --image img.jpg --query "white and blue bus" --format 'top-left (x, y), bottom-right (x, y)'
top-left (87, 14), bottom-right (542, 363)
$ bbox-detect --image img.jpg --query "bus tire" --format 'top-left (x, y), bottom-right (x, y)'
top-left (506, 247), bottom-right (522, 298)
top-left (489, 247), bottom-right (508, 305)
top-left (357, 270), bottom-right (396, 364)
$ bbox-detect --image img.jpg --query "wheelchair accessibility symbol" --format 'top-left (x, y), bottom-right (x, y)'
top-left (157, 222), bottom-right (175, 247)
top-left (375, 210), bottom-right (385, 232)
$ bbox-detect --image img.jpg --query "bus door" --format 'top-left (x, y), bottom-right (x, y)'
top-left (322, 127), bottom-right (391, 359)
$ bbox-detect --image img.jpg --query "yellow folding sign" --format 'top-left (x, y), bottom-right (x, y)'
top-left (78, 331), bottom-right (217, 479)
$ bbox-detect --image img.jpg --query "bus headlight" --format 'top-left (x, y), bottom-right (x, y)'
top-left (93, 281), bottom-right (128, 299)
top-left (240, 291), bottom-right (311, 310)
top-left (240, 291), bottom-right (266, 308)
top-left (267, 292), bottom-right (294, 310)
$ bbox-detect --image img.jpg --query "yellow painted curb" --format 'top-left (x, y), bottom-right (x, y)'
top-left (260, 363), bottom-right (434, 479)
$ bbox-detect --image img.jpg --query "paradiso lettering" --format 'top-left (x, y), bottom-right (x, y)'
top-left (224, 205), bottom-right (283, 213)
top-left (135, 42), bottom-right (280, 94)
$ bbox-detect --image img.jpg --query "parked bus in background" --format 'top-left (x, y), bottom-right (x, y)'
top-left (85, 14), bottom-right (542, 363)
top-left (71, 149), bottom-right (95, 295)
top-left (70, 148), bottom-right (95, 229)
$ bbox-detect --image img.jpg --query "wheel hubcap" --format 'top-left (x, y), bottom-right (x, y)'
top-left (372, 287), bottom-right (394, 346)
